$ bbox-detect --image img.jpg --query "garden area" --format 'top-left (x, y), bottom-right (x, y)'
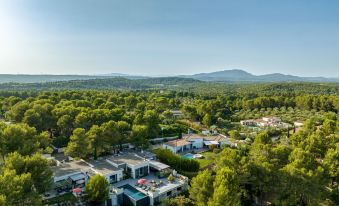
top-left (195, 151), bottom-right (219, 169)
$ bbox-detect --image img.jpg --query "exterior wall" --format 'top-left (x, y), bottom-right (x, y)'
top-left (240, 120), bottom-right (257, 126)
top-left (148, 182), bottom-right (188, 206)
top-left (294, 122), bottom-right (303, 127)
top-left (163, 144), bottom-right (184, 153)
top-left (202, 130), bottom-right (210, 135)
top-left (263, 117), bottom-right (281, 123)
top-left (163, 143), bottom-right (193, 153)
top-left (189, 138), bottom-right (204, 149)
top-left (103, 170), bottom-right (124, 183)
top-left (258, 122), bottom-right (268, 127)
top-left (53, 171), bottom-right (83, 182)
top-left (128, 162), bottom-right (150, 179)
top-left (162, 144), bottom-right (177, 153)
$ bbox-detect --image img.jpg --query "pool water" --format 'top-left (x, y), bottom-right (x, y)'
top-left (119, 184), bottom-right (147, 200)
top-left (182, 153), bottom-right (194, 159)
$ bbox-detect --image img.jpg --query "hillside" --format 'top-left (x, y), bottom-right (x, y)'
top-left (0, 77), bottom-right (201, 91)
top-left (183, 69), bottom-right (339, 82)
top-left (0, 70), bottom-right (338, 84)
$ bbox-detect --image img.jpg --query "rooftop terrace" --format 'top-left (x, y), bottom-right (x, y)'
top-left (112, 172), bottom-right (187, 196)
top-left (51, 160), bottom-right (91, 178)
top-left (89, 159), bottom-right (122, 175)
top-left (106, 152), bottom-right (148, 166)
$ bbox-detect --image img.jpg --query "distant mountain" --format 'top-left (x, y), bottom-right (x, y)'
top-left (186, 69), bottom-right (255, 81)
top-left (0, 73), bottom-right (146, 83)
top-left (0, 69), bottom-right (337, 83)
top-left (97, 73), bottom-right (147, 79)
top-left (0, 74), bottom-right (110, 83)
top-left (183, 69), bottom-right (339, 82)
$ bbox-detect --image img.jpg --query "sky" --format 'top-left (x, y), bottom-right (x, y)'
top-left (0, 0), bottom-right (339, 77)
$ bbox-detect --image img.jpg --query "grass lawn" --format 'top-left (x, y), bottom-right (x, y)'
top-left (196, 151), bottom-right (219, 169)
top-left (44, 193), bottom-right (77, 205)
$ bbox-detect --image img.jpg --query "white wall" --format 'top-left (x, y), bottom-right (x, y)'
top-left (189, 138), bottom-right (204, 149)
top-left (54, 172), bottom-right (82, 182)
top-left (162, 144), bottom-right (177, 153)
top-left (128, 161), bottom-right (149, 179)
top-left (102, 170), bottom-right (123, 183)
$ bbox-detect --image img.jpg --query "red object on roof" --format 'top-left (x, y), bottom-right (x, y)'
top-left (72, 188), bottom-right (82, 193)
top-left (138, 179), bottom-right (147, 184)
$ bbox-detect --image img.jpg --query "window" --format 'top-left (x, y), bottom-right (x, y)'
top-left (167, 191), bottom-right (172, 196)
top-left (177, 187), bottom-right (182, 191)
top-left (109, 174), bottom-right (117, 183)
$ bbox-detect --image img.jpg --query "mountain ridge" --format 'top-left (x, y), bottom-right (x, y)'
top-left (182, 69), bottom-right (339, 82)
top-left (0, 69), bottom-right (337, 83)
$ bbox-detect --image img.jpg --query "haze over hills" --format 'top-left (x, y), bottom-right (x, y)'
top-left (0, 69), bottom-right (338, 83)
top-left (183, 69), bottom-right (339, 82)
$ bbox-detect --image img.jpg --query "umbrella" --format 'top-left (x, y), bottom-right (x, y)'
top-left (138, 179), bottom-right (147, 184)
top-left (72, 188), bottom-right (82, 194)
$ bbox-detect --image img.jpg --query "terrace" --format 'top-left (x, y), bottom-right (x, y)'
top-left (112, 172), bottom-right (188, 198)
top-left (106, 152), bottom-right (148, 167)
top-left (51, 160), bottom-right (92, 182)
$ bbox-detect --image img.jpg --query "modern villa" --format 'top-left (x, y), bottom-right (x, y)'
top-left (162, 133), bottom-right (230, 153)
top-left (106, 153), bottom-right (150, 179)
top-left (50, 152), bottom-right (188, 206)
top-left (240, 116), bottom-right (289, 128)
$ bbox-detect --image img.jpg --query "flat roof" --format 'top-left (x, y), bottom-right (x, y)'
top-left (89, 160), bottom-right (122, 175)
top-left (149, 160), bottom-right (170, 171)
top-left (107, 153), bottom-right (148, 166)
top-left (112, 172), bottom-right (187, 196)
top-left (52, 160), bottom-right (91, 178)
top-left (70, 173), bottom-right (86, 181)
top-left (52, 153), bottom-right (68, 162)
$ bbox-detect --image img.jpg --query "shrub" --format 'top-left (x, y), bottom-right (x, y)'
top-left (213, 148), bottom-right (221, 154)
top-left (168, 174), bottom-right (175, 182)
top-left (154, 149), bottom-right (199, 172)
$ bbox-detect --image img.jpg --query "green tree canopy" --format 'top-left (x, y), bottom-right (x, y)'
top-left (85, 174), bottom-right (109, 204)
top-left (189, 170), bottom-right (214, 206)
top-left (65, 128), bottom-right (90, 159)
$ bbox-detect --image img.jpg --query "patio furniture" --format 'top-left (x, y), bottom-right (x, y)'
top-left (138, 179), bottom-right (147, 184)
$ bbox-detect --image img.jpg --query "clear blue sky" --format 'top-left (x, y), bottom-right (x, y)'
top-left (0, 0), bottom-right (338, 77)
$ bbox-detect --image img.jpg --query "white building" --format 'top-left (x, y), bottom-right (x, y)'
top-left (106, 153), bottom-right (150, 179)
top-left (162, 134), bottom-right (230, 153)
top-left (170, 110), bottom-right (183, 118)
top-left (111, 171), bottom-right (188, 206)
top-left (88, 160), bottom-right (124, 184)
top-left (50, 152), bottom-right (188, 206)
top-left (240, 116), bottom-right (286, 128)
top-left (294, 121), bottom-right (304, 128)
top-left (52, 160), bottom-right (91, 183)
top-left (162, 139), bottom-right (192, 153)
top-left (262, 116), bottom-right (281, 123)
top-left (240, 119), bottom-right (257, 126)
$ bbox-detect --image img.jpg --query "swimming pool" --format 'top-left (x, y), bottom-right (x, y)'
top-left (119, 184), bottom-right (147, 200)
top-left (182, 153), bottom-right (194, 159)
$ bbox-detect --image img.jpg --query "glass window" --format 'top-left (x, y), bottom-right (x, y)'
top-left (110, 174), bottom-right (117, 183)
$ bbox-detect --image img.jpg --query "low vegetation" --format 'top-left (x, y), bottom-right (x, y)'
top-left (154, 149), bottom-right (200, 173)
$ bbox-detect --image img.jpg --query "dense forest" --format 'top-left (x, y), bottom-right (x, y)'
top-left (0, 81), bottom-right (338, 205)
